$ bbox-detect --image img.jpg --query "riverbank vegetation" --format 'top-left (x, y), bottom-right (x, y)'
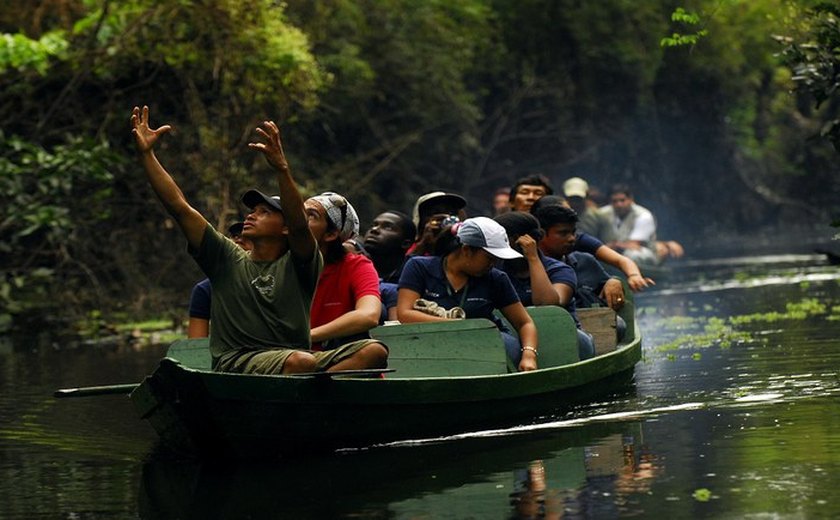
top-left (2, 1), bottom-right (839, 336)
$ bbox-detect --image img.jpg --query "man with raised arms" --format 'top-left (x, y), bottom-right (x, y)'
top-left (130, 105), bottom-right (387, 374)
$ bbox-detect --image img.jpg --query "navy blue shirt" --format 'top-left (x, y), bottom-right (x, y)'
top-left (379, 281), bottom-right (398, 323)
top-left (188, 278), bottom-right (212, 319)
top-left (503, 253), bottom-right (582, 328)
top-left (566, 251), bottom-right (613, 309)
top-left (574, 232), bottom-right (603, 255)
top-left (399, 256), bottom-right (520, 329)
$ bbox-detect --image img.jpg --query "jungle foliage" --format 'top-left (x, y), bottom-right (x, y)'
top-left (1, 0), bottom-right (839, 333)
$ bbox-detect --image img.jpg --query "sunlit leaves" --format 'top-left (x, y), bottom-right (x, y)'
top-left (0, 30), bottom-right (69, 75)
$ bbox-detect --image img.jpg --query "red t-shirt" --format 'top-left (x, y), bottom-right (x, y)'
top-left (310, 253), bottom-right (380, 350)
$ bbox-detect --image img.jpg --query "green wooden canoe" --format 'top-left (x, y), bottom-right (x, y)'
top-left (130, 300), bottom-right (641, 459)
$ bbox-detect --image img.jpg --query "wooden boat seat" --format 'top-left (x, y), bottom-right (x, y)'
top-left (370, 319), bottom-right (509, 377)
top-left (167, 338), bottom-right (212, 370)
top-left (165, 304), bottom-right (600, 376)
top-left (167, 320), bottom-right (511, 378)
top-left (524, 306), bottom-right (580, 367)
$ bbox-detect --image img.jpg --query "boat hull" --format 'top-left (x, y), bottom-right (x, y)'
top-left (131, 336), bottom-right (641, 459)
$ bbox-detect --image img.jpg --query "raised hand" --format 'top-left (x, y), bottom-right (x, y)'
top-left (130, 105), bottom-right (172, 152)
top-left (515, 234), bottom-right (539, 260)
top-left (248, 120), bottom-right (289, 173)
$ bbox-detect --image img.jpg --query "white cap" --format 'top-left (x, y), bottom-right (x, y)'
top-left (562, 177), bottom-right (589, 198)
top-left (411, 191), bottom-right (467, 227)
top-left (457, 217), bottom-right (522, 260)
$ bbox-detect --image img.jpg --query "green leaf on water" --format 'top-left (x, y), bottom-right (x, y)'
top-left (693, 488), bottom-right (712, 502)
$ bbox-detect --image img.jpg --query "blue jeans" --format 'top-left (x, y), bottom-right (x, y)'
top-left (577, 329), bottom-right (595, 359)
top-left (502, 331), bottom-right (522, 366)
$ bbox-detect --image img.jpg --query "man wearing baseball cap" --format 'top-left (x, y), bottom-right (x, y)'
top-left (131, 105), bottom-right (386, 375)
top-left (407, 191), bottom-right (467, 256)
top-left (562, 177), bottom-right (615, 243)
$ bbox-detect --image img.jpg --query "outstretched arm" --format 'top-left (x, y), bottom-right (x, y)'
top-left (248, 121), bottom-right (316, 261)
top-left (131, 105), bottom-right (207, 250)
top-left (594, 244), bottom-right (655, 292)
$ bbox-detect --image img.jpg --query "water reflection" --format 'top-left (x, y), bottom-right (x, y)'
top-left (137, 422), bottom-right (661, 519)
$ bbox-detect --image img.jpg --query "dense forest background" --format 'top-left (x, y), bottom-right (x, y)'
top-left (2, 0), bottom-right (840, 334)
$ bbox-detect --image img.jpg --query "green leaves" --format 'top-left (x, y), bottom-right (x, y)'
top-left (0, 30), bottom-right (69, 75)
top-left (661, 8), bottom-right (708, 48)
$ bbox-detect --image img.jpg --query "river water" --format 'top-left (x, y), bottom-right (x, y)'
top-left (1, 252), bottom-right (839, 519)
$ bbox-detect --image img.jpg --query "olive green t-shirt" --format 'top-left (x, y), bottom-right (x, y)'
top-left (192, 225), bottom-right (323, 365)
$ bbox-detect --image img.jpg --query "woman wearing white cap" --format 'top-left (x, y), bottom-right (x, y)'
top-left (397, 216), bottom-right (539, 371)
top-left (304, 193), bottom-right (389, 366)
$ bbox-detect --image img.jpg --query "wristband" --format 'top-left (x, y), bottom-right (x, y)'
top-left (521, 346), bottom-right (538, 357)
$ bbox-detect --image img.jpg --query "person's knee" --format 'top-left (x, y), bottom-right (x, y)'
top-left (360, 342), bottom-right (388, 368)
top-left (577, 330), bottom-right (595, 360)
top-left (282, 351), bottom-right (317, 374)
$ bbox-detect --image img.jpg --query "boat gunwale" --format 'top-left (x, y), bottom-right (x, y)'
top-left (168, 333), bottom-right (641, 384)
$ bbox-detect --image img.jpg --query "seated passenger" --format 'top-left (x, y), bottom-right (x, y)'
top-left (363, 210), bottom-right (417, 322)
top-left (494, 211), bottom-right (595, 359)
top-left (305, 192), bottom-right (387, 358)
top-left (397, 217), bottom-right (539, 371)
top-left (133, 107), bottom-right (382, 375)
top-left (509, 173), bottom-right (554, 213)
top-left (408, 191), bottom-right (467, 257)
top-left (562, 177), bottom-right (616, 243)
top-left (187, 221), bottom-right (252, 338)
top-left (532, 206), bottom-right (627, 343)
top-left (492, 186), bottom-right (511, 216)
top-left (531, 195), bottom-right (654, 292)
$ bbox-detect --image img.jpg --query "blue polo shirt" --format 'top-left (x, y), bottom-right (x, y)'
top-left (379, 281), bottom-right (398, 323)
top-left (574, 232), bottom-right (603, 255)
top-left (188, 278), bottom-right (212, 319)
top-left (503, 253), bottom-right (582, 328)
top-left (398, 255), bottom-right (520, 328)
top-left (567, 252), bottom-right (610, 294)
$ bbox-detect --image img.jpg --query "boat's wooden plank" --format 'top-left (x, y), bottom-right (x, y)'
top-left (167, 338), bottom-right (212, 370)
top-left (525, 306), bottom-right (579, 367)
top-left (371, 319), bottom-right (508, 377)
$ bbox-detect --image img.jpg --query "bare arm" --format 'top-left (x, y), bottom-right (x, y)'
top-left (594, 245), bottom-right (654, 292)
top-left (131, 106), bottom-right (207, 250)
top-left (187, 318), bottom-right (209, 339)
top-left (500, 302), bottom-right (538, 371)
top-left (248, 121), bottom-right (317, 261)
top-left (517, 235), bottom-right (560, 306)
top-left (311, 294), bottom-right (382, 343)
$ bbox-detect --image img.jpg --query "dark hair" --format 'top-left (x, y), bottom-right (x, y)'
top-left (323, 216), bottom-right (348, 264)
top-left (383, 210), bottom-right (416, 241)
top-left (529, 194), bottom-right (566, 215)
top-left (494, 211), bottom-right (543, 241)
top-left (509, 174), bottom-right (554, 200)
top-left (433, 223), bottom-right (464, 257)
top-left (533, 204), bottom-right (578, 231)
top-left (494, 186), bottom-right (511, 202)
top-left (609, 183), bottom-right (633, 198)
